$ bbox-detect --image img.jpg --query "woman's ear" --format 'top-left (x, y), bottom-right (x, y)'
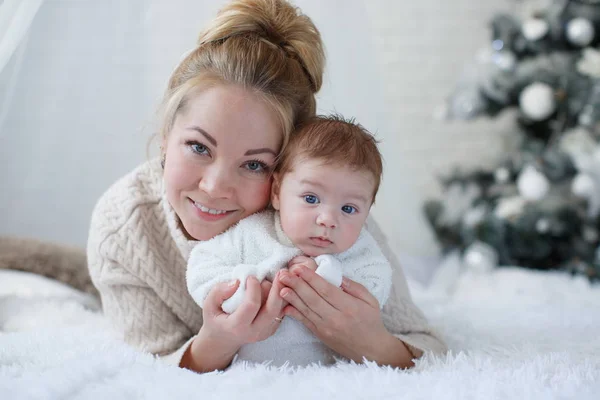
top-left (271, 173), bottom-right (282, 210)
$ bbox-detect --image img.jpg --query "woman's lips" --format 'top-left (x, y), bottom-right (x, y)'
top-left (189, 198), bottom-right (236, 221)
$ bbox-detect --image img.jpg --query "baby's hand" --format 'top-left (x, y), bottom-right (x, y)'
top-left (288, 255), bottom-right (318, 275)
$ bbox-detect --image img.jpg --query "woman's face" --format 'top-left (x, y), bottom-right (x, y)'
top-left (163, 84), bottom-right (282, 241)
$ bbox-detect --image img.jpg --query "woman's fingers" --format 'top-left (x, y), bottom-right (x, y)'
top-left (282, 303), bottom-right (317, 333)
top-left (341, 277), bottom-right (380, 309)
top-left (254, 271), bottom-right (287, 326)
top-left (282, 267), bottom-right (344, 312)
top-left (279, 277), bottom-right (324, 322)
top-left (230, 276), bottom-right (262, 325)
top-left (203, 280), bottom-right (239, 316)
top-left (260, 279), bottom-right (272, 306)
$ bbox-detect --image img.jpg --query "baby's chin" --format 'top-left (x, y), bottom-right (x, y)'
top-left (298, 244), bottom-right (347, 258)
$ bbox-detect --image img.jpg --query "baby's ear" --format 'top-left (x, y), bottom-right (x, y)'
top-left (271, 173), bottom-right (282, 210)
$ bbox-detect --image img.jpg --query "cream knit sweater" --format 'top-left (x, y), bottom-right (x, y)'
top-left (87, 160), bottom-right (447, 365)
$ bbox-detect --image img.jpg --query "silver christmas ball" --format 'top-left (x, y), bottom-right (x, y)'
top-left (519, 82), bottom-right (556, 121)
top-left (491, 51), bottom-right (517, 71)
top-left (463, 242), bottom-right (498, 274)
top-left (583, 226), bottom-right (599, 243)
top-left (450, 88), bottom-right (485, 119)
top-left (566, 18), bottom-right (595, 47)
top-left (572, 173), bottom-right (596, 198)
top-left (522, 18), bottom-right (549, 41)
top-left (536, 218), bottom-right (551, 234)
top-left (494, 167), bottom-right (511, 183)
top-left (517, 165), bottom-right (550, 201)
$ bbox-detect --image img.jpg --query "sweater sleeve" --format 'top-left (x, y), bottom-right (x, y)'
top-left (87, 248), bottom-right (195, 362)
top-left (86, 170), bottom-right (196, 365)
top-left (364, 215), bottom-right (448, 357)
top-left (381, 268), bottom-right (448, 358)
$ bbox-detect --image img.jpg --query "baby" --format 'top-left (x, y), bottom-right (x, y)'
top-left (186, 115), bottom-right (392, 367)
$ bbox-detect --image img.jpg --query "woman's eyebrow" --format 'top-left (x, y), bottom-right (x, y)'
top-left (245, 148), bottom-right (277, 156)
top-left (186, 126), bottom-right (275, 156)
top-left (187, 126), bottom-right (217, 146)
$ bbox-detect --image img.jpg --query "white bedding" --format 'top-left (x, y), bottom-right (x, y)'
top-left (1, 267), bottom-right (599, 399)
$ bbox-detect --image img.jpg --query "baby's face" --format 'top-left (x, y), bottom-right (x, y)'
top-left (272, 159), bottom-right (374, 257)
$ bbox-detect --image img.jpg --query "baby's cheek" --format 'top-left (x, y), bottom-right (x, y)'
top-left (340, 226), bottom-right (362, 251)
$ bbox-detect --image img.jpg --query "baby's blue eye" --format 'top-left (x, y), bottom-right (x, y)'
top-left (342, 205), bottom-right (356, 214)
top-left (304, 195), bottom-right (319, 204)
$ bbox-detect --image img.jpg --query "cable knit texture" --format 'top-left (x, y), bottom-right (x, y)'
top-left (87, 159), bottom-right (447, 363)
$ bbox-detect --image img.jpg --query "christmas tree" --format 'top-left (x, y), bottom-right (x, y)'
top-left (425, 0), bottom-right (600, 281)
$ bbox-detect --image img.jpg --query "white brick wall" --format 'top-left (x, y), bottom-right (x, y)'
top-left (366, 0), bottom-right (517, 198)
top-left (364, 0), bottom-right (521, 255)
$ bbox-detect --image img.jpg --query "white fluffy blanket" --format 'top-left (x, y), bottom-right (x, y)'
top-left (1, 266), bottom-right (599, 399)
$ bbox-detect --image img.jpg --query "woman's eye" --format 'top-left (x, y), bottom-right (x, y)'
top-left (191, 143), bottom-right (209, 155)
top-left (342, 205), bottom-right (357, 214)
top-left (304, 195), bottom-right (319, 204)
top-left (244, 160), bottom-right (269, 174)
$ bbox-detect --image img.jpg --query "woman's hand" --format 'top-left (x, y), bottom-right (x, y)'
top-left (182, 272), bottom-right (287, 372)
top-left (278, 265), bottom-right (414, 368)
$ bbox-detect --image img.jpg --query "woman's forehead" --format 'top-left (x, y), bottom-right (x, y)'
top-left (177, 85), bottom-right (283, 150)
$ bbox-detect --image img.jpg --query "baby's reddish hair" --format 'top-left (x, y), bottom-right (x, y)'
top-left (275, 115), bottom-right (383, 202)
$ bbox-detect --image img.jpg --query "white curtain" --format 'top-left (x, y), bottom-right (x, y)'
top-left (0, 0), bottom-right (44, 73)
top-left (0, 0), bottom-right (44, 135)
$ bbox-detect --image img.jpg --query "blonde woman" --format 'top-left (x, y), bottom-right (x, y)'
top-left (87, 0), bottom-right (446, 373)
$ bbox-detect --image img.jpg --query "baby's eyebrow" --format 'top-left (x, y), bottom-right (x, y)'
top-left (347, 194), bottom-right (369, 204)
top-left (299, 179), bottom-right (326, 189)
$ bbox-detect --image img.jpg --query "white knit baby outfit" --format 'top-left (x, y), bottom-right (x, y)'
top-left (186, 210), bottom-right (392, 367)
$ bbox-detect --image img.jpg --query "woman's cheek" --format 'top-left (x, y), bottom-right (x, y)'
top-left (249, 179), bottom-right (273, 210)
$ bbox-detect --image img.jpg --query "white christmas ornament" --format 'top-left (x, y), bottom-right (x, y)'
top-left (463, 241), bottom-right (498, 274)
top-left (572, 173), bottom-right (596, 198)
top-left (494, 167), bottom-right (510, 183)
top-left (492, 51), bottom-right (516, 71)
top-left (517, 165), bottom-right (550, 201)
top-left (519, 82), bottom-right (556, 121)
top-left (566, 17), bottom-right (595, 47)
top-left (462, 205), bottom-right (487, 228)
top-left (522, 18), bottom-right (549, 41)
top-left (494, 195), bottom-right (527, 219)
top-left (577, 48), bottom-right (600, 78)
top-left (572, 172), bottom-right (600, 218)
top-left (439, 183), bottom-right (481, 225)
top-left (536, 218), bottom-right (550, 234)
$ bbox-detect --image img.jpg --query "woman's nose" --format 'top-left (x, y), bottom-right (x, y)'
top-left (198, 164), bottom-right (233, 198)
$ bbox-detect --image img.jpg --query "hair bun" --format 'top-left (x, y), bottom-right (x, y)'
top-left (198, 0), bottom-right (324, 92)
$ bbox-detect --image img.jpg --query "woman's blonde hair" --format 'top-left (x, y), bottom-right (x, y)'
top-left (159, 0), bottom-right (325, 153)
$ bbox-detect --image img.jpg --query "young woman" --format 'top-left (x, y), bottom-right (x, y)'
top-left (87, 0), bottom-right (446, 373)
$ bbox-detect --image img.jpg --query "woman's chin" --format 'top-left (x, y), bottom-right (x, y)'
top-left (180, 211), bottom-right (242, 241)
